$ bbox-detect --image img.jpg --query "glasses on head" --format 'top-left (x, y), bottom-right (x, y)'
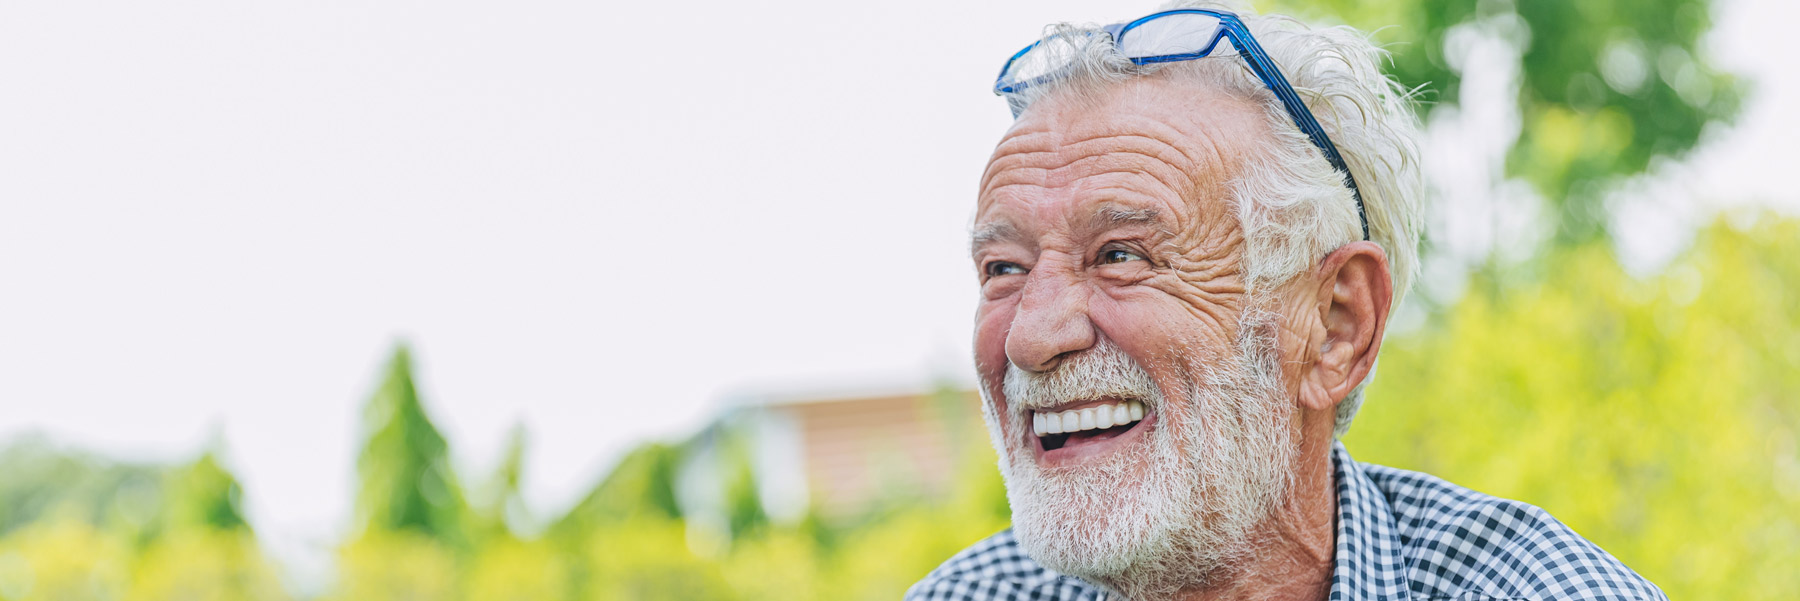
top-left (993, 9), bottom-right (1370, 241)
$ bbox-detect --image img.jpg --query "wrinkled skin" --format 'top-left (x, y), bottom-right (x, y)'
top-left (971, 76), bottom-right (1395, 600)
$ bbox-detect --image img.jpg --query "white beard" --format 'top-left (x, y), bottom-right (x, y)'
top-left (979, 321), bottom-right (1297, 599)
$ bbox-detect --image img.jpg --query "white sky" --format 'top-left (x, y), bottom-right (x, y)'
top-left (0, 0), bottom-right (1793, 581)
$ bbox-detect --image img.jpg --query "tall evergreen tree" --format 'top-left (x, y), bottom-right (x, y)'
top-left (354, 344), bottom-right (467, 545)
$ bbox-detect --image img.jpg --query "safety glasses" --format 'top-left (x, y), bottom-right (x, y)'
top-left (993, 9), bottom-right (1369, 241)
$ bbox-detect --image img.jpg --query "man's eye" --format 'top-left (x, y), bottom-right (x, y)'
top-left (1100, 249), bottom-right (1144, 264)
top-left (985, 261), bottom-right (1027, 278)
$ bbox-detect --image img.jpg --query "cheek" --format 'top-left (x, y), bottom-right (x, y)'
top-left (1088, 290), bottom-right (1224, 361)
top-left (973, 299), bottom-right (1016, 393)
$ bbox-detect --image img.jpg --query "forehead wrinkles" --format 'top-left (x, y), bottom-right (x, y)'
top-left (977, 117), bottom-right (1231, 232)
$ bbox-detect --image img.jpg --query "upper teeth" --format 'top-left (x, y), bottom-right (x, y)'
top-left (1032, 401), bottom-right (1145, 437)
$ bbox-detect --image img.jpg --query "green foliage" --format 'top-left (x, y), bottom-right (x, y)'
top-left (0, 438), bottom-right (168, 542)
top-left (1268, 0), bottom-right (1742, 244)
top-left (1347, 212), bottom-right (1800, 598)
top-left (710, 424), bottom-right (771, 542)
top-left (354, 345), bottom-right (468, 546)
top-left (165, 450), bottom-right (250, 532)
top-left (584, 519), bottom-right (735, 600)
top-left (0, 519), bottom-right (132, 601)
top-left (464, 537), bottom-right (568, 601)
top-left (0, 438), bottom-right (249, 541)
top-left (129, 530), bottom-right (288, 601)
top-left (329, 530), bottom-right (459, 601)
top-left (550, 443), bottom-right (684, 538)
top-left (0, 445), bottom-right (287, 601)
top-left (470, 423), bottom-right (531, 544)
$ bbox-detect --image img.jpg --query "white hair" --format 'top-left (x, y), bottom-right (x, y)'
top-left (999, 0), bottom-right (1425, 438)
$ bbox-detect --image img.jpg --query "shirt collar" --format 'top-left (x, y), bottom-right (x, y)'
top-left (1327, 441), bottom-right (1413, 601)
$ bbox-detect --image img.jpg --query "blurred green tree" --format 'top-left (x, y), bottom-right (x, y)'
top-left (549, 442), bottom-right (684, 540)
top-left (1271, 0), bottom-right (1742, 244)
top-left (0, 440), bottom-right (288, 601)
top-left (1347, 212), bottom-right (1800, 599)
top-left (0, 438), bottom-right (166, 544)
top-left (353, 345), bottom-right (468, 547)
top-left (164, 448), bottom-right (249, 532)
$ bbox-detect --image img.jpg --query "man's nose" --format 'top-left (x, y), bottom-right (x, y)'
top-left (1005, 268), bottom-right (1096, 372)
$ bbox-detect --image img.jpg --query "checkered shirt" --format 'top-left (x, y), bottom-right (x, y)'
top-left (906, 442), bottom-right (1666, 601)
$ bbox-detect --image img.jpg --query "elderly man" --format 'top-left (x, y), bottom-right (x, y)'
top-left (908, 3), bottom-right (1664, 601)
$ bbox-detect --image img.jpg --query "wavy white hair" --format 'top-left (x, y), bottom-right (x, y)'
top-left (999, 0), bottom-right (1425, 438)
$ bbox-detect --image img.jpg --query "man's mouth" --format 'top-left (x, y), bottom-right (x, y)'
top-left (1030, 399), bottom-right (1150, 459)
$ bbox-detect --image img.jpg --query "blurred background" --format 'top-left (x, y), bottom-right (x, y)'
top-left (0, 0), bottom-right (1795, 598)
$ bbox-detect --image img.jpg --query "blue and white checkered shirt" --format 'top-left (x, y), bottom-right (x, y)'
top-left (907, 443), bottom-right (1666, 600)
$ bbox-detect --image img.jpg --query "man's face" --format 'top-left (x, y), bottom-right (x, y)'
top-left (971, 78), bottom-right (1300, 585)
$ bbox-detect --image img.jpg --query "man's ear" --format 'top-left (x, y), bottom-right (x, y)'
top-left (1300, 241), bottom-right (1393, 412)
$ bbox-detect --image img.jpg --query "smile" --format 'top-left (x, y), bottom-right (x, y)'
top-left (1033, 400), bottom-right (1144, 437)
top-left (1029, 399), bottom-right (1154, 464)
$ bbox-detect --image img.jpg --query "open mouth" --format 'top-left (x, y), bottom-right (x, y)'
top-left (1031, 399), bottom-right (1150, 457)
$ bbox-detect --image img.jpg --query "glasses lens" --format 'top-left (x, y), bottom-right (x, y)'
top-left (1116, 12), bottom-right (1231, 60)
top-left (1002, 33), bottom-right (1090, 89)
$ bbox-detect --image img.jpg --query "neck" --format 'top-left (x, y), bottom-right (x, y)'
top-left (1142, 417), bottom-right (1340, 601)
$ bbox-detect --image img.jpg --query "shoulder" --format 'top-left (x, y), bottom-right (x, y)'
top-left (1361, 463), bottom-right (1668, 601)
top-left (905, 529), bottom-right (1100, 601)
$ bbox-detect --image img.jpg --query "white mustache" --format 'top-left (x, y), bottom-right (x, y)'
top-left (1002, 340), bottom-right (1162, 413)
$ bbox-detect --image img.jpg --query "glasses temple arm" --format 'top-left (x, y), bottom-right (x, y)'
top-left (1222, 20), bottom-right (1372, 241)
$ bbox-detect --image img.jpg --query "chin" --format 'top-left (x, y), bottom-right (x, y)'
top-left (978, 339), bottom-right (1298, 597)
top-left (1005, 437), bottom-right (1180, 581)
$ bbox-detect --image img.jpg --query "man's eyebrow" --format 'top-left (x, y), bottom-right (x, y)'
top-left (970, 221), bottom-right (1021, 256)
top-left (970, 208), bottom-right (1164, 255)
top-left (1090, 206), bottom-right (1163, 230)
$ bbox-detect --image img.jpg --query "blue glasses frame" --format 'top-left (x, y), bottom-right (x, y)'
top-left (993, 9), bottom-right (1370, 241)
